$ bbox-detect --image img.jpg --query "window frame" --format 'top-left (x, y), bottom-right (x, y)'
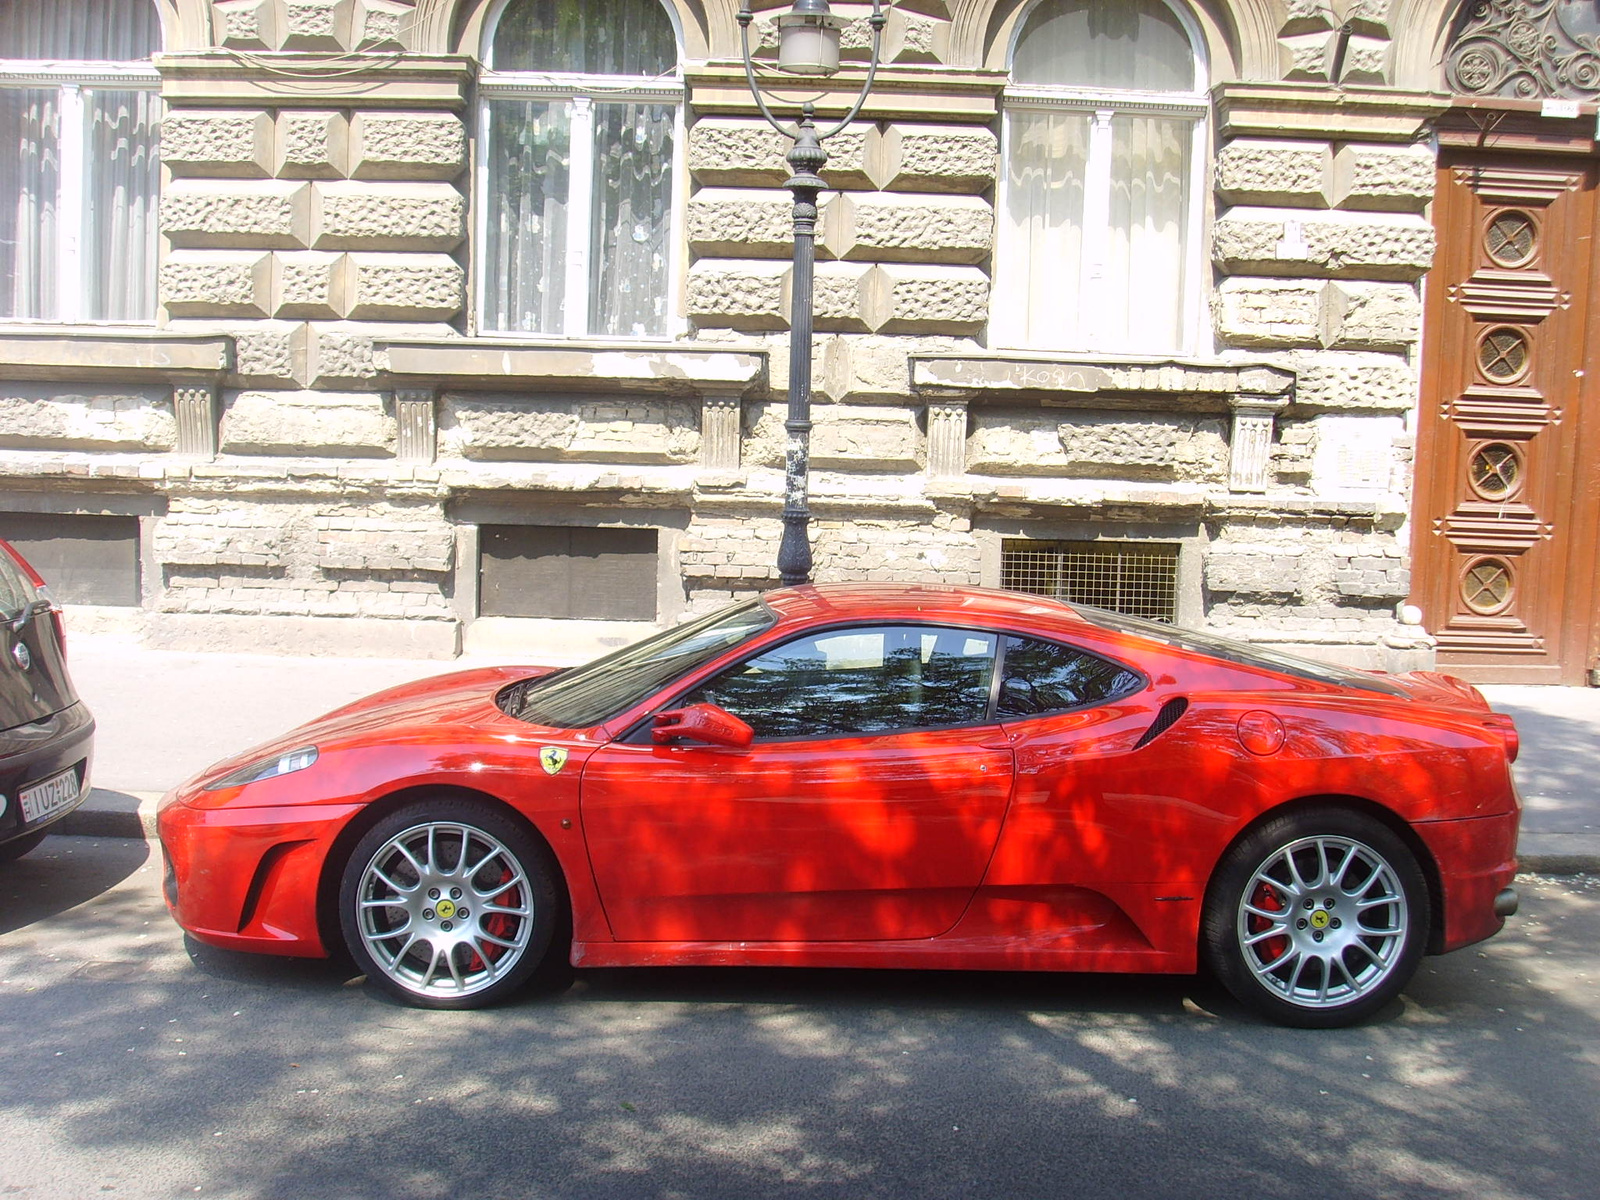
top-left (0, 55), bottom-right (161, 325)
top-left (993, 0), bottom-right (1210, 358)
top-left (474, 0), bottom-right (688, 341)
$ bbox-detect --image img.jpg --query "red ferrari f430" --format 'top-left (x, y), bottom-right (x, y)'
top-left (158, 585), bottom-right (1521, 1027)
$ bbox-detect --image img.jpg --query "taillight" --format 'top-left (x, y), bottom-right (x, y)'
top-left (1484, 712), bottom-right (1519, 763)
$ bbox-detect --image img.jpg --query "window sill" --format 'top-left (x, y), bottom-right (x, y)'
top-left (908, 352), bottom-right (1295, 412)
top-left (0, 325), bottom-right (231, 383)
top-left (374, 336), bottom-right (767, 395)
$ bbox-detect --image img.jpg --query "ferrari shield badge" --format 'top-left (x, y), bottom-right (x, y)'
top-left (539, 746), bottom-right (568, 776)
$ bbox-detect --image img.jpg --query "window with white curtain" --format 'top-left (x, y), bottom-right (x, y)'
top-left (479, 0), bottom-right (681, 339)
top-left (998, 0), bottom-right (1206, 355)
top-left (0, 0), bottom-right (162, 323)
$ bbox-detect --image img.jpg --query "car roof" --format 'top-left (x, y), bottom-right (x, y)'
top-left (761, 583), bottom-right (1086, 630)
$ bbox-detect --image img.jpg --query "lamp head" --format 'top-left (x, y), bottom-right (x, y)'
top-left (775, 0), bottom-right (848, 76)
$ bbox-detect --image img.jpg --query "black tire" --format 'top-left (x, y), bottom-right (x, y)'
top-left (338, 798), bottom-right (562, 1010)
top-left (0, 830), bottom-right (47, 865)
top-left (1202, 806), bottom-right (1429, 1029)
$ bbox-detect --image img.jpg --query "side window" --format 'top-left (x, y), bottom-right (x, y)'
top-left (686, 625), bottom-right (999, 740)
top-left (997, 636), bottom-right (1142, 718)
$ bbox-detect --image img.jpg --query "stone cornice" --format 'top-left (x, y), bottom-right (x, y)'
top-left (908, 354), bottom-right (1295, 410)
top-left (686, 63), bottom-right (1008, 123)
top-left (155, 52), bottom-right (476, 109)
top-left (1213, 82), bottom-right (1447, 142)
top-left (0, 326), bottom-right (233, 383)
top-left (374, 338), bottom-right (768, 396)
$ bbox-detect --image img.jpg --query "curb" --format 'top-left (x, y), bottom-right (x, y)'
top-left (49, 791), bottom-right (1600, 876)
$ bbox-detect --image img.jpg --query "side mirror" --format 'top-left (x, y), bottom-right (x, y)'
top-left (652, 703), bottom-right (754, 749)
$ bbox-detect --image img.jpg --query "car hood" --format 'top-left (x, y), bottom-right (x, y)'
top-left (187, 664), bottom-right (564, 790)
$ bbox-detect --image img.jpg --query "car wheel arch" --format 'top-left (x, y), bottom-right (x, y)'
top-left (315, 783), bottom-right (573, 964)
top-left (1199, 793), bottom-right (1447, 958)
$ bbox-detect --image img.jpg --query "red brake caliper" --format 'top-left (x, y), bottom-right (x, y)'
top-left (467, 865), bottom-right (518, 973)
top-left (1248, 882), bottom-right (1289, 965)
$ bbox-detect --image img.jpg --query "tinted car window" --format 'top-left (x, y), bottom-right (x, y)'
top-left (0, 548), bottom-right (34, 621)
top-left (997, 636), bottom-right (1143, 717)
top-left (686, 625), bottom-right (998, 740)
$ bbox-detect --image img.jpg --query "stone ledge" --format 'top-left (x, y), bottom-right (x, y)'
top-left (156, 52), bottom-right (473, 110)
top-left (909, 354), bottom-right (1295, 409)
top-left (1214, 82), bottom-right (1446, 143)
top-left (375, 338), bottom-right (767, 396)
top-left (0, 326), bottom-right (233, 382)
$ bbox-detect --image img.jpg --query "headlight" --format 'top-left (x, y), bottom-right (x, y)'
top-left (203, 746), bottom-right (319, 791)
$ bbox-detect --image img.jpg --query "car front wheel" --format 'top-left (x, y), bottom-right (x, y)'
top-left (1202, 808), bottom-right (1429, 1028)
top-left (338, 799), bottom-right (560, 1009)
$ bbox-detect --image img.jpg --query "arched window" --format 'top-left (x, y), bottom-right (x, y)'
top-left (998, 0), bottom-right (1206, 355)
top-left (479, 0), bottom-right (681, 338)
top-left (0, 0), bottom-right (162, 322)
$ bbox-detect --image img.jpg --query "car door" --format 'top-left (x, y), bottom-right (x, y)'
top-left (580, 624), bottom-right (1015, 943)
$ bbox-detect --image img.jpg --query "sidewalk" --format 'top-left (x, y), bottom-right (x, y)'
top-left (48, 635), bottom-right (1600, 873)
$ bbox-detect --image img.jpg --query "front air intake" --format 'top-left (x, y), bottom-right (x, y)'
top-left (1132, 697), bottom-right (1189, 750)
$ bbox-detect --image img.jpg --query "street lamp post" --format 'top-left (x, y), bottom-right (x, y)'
top-left (736, 0), bottom-right (886, 587)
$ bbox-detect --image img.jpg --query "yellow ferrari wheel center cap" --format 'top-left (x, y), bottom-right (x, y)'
top-left (1310, 909), bottom-right (1330, 929)
top-left (435, 899), bottom-right (457, 920)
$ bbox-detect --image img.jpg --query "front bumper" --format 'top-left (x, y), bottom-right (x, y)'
top-left (158, 791), bottom-right (361, 958)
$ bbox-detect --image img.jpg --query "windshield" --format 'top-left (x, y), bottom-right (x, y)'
top-left (497, 600), bottom-right (776, 728)
top-left (1073, 604), bottom-right (1411, 698)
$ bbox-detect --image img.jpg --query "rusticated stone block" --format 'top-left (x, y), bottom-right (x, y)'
top-left (1280, 32), bottom-right (1335, 82)
top-left (1213, 278), bottom-right (1323, 348)
top-left (688, 118), bottom-right (872, 190)
top-left (349, 112), bottom-right (466, 180)
top-left (160, 252), bottom-right (272, 317)
top-left (687, 188), bottom-right (830, 259)
top-left (822, 333), bottom-right (975, 401)
top-left (162, 181), bottom-right (309, 250)
top-left (1338, 35), bottom-right (1390, 86)
top-left (307, 325), bottom-right (379, 384)
top-left (810, 405), bottom-right (921, 470)
top-left (278, 112), bottom-right (348, 179)
top-left (1279, 0), bottom-right (1337, 34)
top-left (1321, 282), bottom-right (1421, 350)
top-left (823, 192), bottom-right (991, 264)
top-left (1205, 550), bottom-right (1304, 596)
top-left (439, 394), bottom-right (699, 463)
top-left (868, 123), bottom-right (996, 193)
top-left (1212, 209), bottom-right (1433, 280)
top-left (345, 254), bottom-right (463, 320)
top-left (1333, 143), bottom-right (1435, 212)
top-left (354, 0), bottom-right (410, 49)
top-left (867, 264), bottom-right (988, 334)
top-left (884, 8), bottom-right (949, 64)
top-left (161, 110), bottom-right (274, 179)
top-left (1312, 413), bottom-right (1405, 491)
top-left (153, 513), bottom-right (285, 566)
top-left (233, 324), bottom-right (301, 384)
top-left (1290, 351), bottom-right (1415, 412)
top-left (214, 0), bottom-right (277, 50)
top-left (687, 260), bottom-right (788, 330)
top-left (1216, 139), bottom-right (1331, 208)
top-left (0, 386), bottom-right (176, 452)
top-left (967, 410), bottom-right (1226, 482)
top-left (273, 252), bottom-right (345, 319)
top-left (220, 389), bottom-right (395, 456)
top-left (282, 0), bottom-right (351, 52)
top-left (317, 521), bottom-right (454, 572)
top-left (805, 263), bottom-right (874, 333)
top-left (312, 182), bottom-right (465, 250)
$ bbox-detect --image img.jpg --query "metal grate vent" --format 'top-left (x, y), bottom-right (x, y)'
top-left (1001, 539), bottom-right (1179, 623)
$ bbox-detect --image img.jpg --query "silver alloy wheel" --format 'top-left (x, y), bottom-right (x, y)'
top-left (354, 820), bottom-right (535, 1000)
top-left (1236, 833), bottom-right (1410, 1010)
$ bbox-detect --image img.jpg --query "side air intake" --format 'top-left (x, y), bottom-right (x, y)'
top-left (1132, 697), bottom-right (1189, 750)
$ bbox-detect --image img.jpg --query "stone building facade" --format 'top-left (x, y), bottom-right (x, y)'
top-left (0, 0), bottom-right (1527, 666)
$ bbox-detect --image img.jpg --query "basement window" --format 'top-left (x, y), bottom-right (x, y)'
top-left (0, 512), bottom-right (140, 606)
top-left (1001, 538), bottom-right (1178, 623)
top-left (480, 524), bottom-right (658, 621)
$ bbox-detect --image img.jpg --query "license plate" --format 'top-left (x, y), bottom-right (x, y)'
top-left (20, 767), bottom-right (81, 823)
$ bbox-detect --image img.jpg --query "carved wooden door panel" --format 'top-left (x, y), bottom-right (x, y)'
top-left (1413, 155), bottom-right (1600, 684)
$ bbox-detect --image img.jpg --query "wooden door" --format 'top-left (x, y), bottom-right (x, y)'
top-left (1413, 154), bottom-right (1600, 684)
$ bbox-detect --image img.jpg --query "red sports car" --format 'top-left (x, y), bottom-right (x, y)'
top-left (158, 584), bottom-right (1521, 1027)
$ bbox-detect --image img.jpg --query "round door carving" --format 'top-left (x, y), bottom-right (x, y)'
top-left (1486, 210), bottom-right (1537, 268)
top-left (1468, 442), bottom-right (1522, 501)
top-left (1478, 327), bottom-right (1531, 384)
top-left (1461, 556), bottom-right (1515, 615)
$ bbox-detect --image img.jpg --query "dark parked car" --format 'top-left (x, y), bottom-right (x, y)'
top-left (0, 539), bottom-right (94, 864)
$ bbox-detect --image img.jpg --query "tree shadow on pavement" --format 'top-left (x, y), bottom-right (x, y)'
top-left (0, 835), bottom-right (148, 936)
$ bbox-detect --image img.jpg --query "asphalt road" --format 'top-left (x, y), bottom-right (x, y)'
top-left (0, 838), bottom-right (1596, 1200)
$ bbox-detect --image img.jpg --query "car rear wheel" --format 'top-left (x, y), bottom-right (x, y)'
top-left (338, 799), bottom-right (560, 1010)
top-left (1202, 807), bottom-right (1429, 1028)
top-left (0, 830), bottom-right (47, 865)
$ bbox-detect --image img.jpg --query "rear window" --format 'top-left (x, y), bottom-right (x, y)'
top-left (1072, 605), bottom-right (1410, 698)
